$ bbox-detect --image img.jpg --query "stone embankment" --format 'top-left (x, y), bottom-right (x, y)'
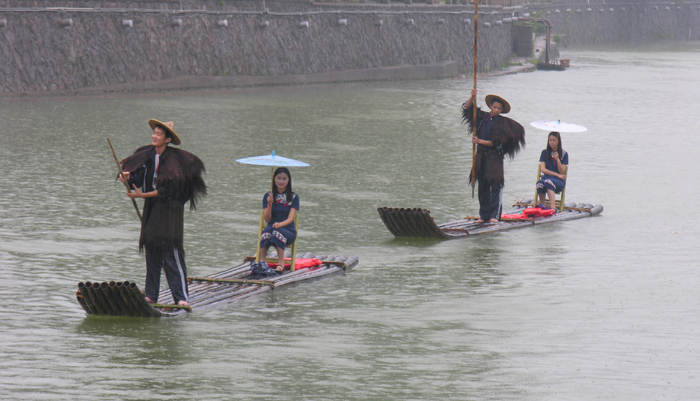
top-left (0, 1), bottom-right (698, 96)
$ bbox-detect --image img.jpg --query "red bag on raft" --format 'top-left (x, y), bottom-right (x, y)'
top-left (267, 258), bottom-right (322, 269)
top-left (502, 207), bottom-right (555, 219)
top-left (501, 213), bottom-right (530, 219)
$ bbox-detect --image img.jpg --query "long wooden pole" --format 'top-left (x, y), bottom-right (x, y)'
top-left (107, 137), bottom-right (142, 222)
top-left (471, 0), bottom-right (479, 198)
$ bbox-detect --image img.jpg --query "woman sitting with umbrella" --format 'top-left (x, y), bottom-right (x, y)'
top-left (253, 167), bottom-right (299, 275)
top-left (536, 131), bottom-right (568, 211)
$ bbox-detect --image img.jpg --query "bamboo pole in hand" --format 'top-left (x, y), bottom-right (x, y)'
top-left (471, 0), bottom-right (479, 198)
top-left (107, 137), bottom-right (142, 221)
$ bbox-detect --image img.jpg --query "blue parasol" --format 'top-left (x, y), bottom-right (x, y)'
top-left (236, 150), bottom-right (309, 193)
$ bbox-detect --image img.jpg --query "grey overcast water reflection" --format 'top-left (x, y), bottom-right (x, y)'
top-left (1, 43), bottom-right (699, 400)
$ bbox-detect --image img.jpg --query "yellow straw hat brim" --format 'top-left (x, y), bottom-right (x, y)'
top-left (148, 119), bottom-right (181, 145)
top-left (484, 95), bottom-right (511, 114)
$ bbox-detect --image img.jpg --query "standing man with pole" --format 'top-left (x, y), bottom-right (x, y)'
top-left (119, 119), bottom-right (207, 307)
top-left (466, 0), bottom-right (525, 224)
top-left (463, 91), bottom-right (525, 224)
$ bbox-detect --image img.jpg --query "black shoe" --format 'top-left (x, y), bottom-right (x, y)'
top-left (250, 262), bottom-right (262, 275)
top-left (258, 262), bottom-right (275, 276)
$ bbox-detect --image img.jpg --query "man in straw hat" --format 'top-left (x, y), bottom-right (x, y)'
top-left (119, 119), bottom-right (207, 307)
top-left (463, 89), bottom-right (525, 224)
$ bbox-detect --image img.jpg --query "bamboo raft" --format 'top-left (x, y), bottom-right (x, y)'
top-left (378, 200), bottom-right (603, 239)
top-left (76, 252), bottom-right (358, 317)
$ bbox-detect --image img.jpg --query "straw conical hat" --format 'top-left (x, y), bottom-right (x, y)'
top-left (148, 119), bottom-right (181, 145)
top-left (484, 94), bottom-right (511, 114)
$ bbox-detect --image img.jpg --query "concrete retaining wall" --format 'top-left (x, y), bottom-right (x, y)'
top-left (0, 1), bottom-right (699, 96)
top-left (526, 3), bottom-right (700, 45)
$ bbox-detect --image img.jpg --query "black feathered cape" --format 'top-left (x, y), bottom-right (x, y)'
top-left (121, 145), bottom-right (207, 252)
top-left (463, 104), bottom-right (526, 185)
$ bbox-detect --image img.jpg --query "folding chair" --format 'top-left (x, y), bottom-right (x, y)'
top-left (255, 212), bottom-right (299, 271)
top-left (534, 164), bottom-right (568, 213)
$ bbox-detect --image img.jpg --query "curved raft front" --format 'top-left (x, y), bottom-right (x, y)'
top-left (378, 200), bottom-right (604, 238)
top-left (76, 252), bottom-right (359, 317)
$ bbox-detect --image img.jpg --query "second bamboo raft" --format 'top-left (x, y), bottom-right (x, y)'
top-left (378, 199), bottom-right (604, 238)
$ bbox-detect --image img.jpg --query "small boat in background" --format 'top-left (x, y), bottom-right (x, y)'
top-left (76, 252), bottom-right (358, 317)
top-left (537, 58), bottom-right (570, 71)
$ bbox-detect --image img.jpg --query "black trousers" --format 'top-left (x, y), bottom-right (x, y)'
top-left (478, 178), bottom-right (503, 221)
top-left (144, 246), bottom-right (189, 304)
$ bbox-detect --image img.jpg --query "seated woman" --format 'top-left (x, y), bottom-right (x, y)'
top-left (536, 131), bottom-right (568, 211)
top-left (254, 167), bottom-right (299, 275)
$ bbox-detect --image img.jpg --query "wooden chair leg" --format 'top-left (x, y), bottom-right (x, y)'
top-left (290, 214), bottom-right (299, 271)
top-left (534, 165), bottom-right (542, 206)
top-left (255, 210), bottom-right (265, 263)
top-left (558, 166), bottom-right (568, 212)
top-left (558, 187), bottom-right (566, 212)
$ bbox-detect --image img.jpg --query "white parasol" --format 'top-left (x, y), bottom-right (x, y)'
top-left (235, 150), bottom-right (310, 168)
top-left (530, 120), bottom-right (587, 133)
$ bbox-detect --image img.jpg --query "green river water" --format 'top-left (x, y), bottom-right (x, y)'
top-left (1, 42), bottom-right (699, 400)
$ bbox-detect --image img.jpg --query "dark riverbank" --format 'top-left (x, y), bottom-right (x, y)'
top-left (1, 1), bottom-right (698, 96)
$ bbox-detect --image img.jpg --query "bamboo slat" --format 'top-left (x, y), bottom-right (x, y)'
top-left (101, 282), bottom-right (125, 316)
top-left (127, 283), bottom-right (163, 317)
top-left (78, 282), bottom-right (100, 315)
top-left (377, 207), bottom-right (400, 237)
top-left (189, 277), bottom-right (275, 287)
top-left (376, 207), bottom-right (449, 238)
top-left (107, 282), bottom-right (132, 316)
top-left (88, 282), bottom-right (111, 315)
top-left (76, 285), bottom-right (93, 314)
top-left (117, 281), bottom-right (148, 317)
